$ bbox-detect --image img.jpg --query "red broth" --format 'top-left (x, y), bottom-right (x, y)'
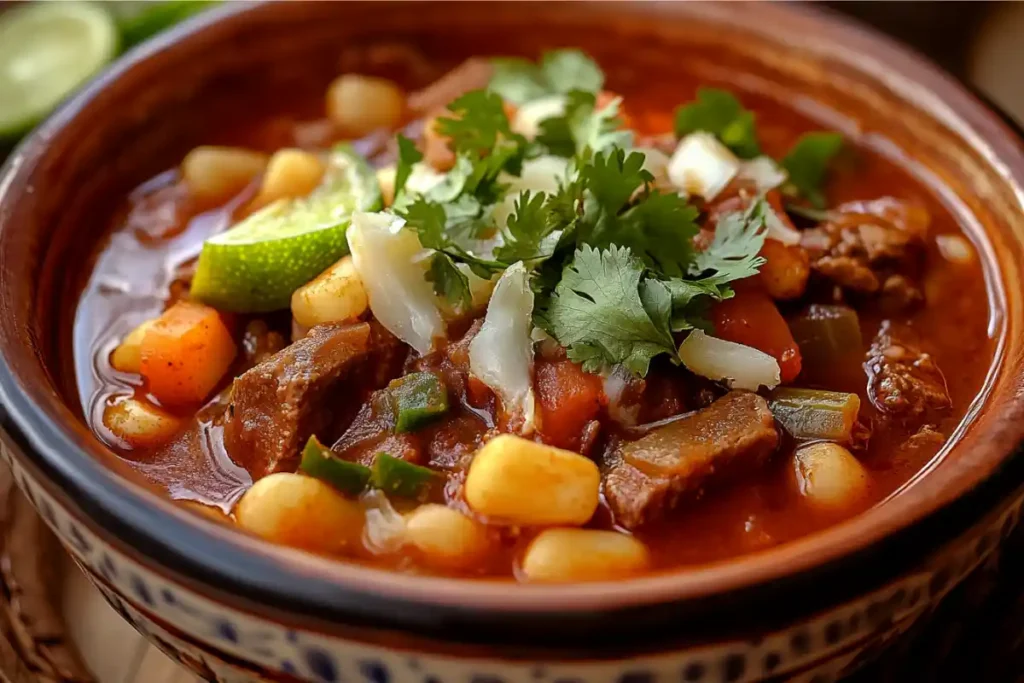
top-left (72, 55), bottom-right (997, 579)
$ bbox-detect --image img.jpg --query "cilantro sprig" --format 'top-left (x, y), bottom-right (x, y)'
top-left (386, 52), bottom-right (783, 378)
top-left (780, 132), bottom-right (844, 209)
top-left (489, 49), bottom-right (604, 104)
top-left (674, 87), bottom-right (760, 159)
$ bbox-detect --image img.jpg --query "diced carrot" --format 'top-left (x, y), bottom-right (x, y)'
top-left (711, 290), bottom-right (802, 382)
top-left (535, 360), bottom-right (605, 451)
top-left (140, 301), bottom-right (238, 406)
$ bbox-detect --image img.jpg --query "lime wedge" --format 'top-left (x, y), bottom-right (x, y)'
top-left (110, 1), bottom-right (217, 49)
top-left (0, 2), bottom-right (118, 140)
top-left (190, 145), bottom-right (383, 313)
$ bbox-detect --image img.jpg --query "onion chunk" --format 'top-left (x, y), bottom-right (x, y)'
top-left (678, 329), bottom-right (781, 391)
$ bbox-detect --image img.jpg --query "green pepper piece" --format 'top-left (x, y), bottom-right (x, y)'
top-left (370, 453), bottom-right (435, 499)
top-left (299, 435), bottom-right (371, 495)
top-left (388, 372), bottom-right (449, 433)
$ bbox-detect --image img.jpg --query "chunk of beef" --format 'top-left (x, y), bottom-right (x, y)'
top-left (407, 58), bottom-right (494, 114)
top-left (224, 322), bottom-right (376, 479)
top-left (864, 321), bottom-right (951, 422)
top-left (801, 198), bottom-right (929, 300)
top-left (603, 391), bottom-right (779, 529)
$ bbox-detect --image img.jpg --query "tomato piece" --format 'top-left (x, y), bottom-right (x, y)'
top-left (711, 290), bottom-right (802, 382)
top-left (535, 360), bottom-right (605, 450)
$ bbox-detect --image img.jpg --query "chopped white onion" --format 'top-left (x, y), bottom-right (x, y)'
top-left (678, 329), bottom-right (780, 391)
top-left (738, 156), bottom-right (787, 193)
top-left (764, 208), bottom-right (802, 246)
top-left (347, 211), bottom-right (444, 355)
top-left (361, 490), bottom-right (406, 553)
top-left (602, 365), bottom-right (640, 426)
top-left (667, 132), bottom-right (741, 200)
top-left (468, 262), bottom-right (537, 433)
top-left (511, 94), bottom-right (567, 140)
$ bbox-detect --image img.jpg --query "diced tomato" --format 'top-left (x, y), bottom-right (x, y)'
top-left (597, 90), bottom-right (635, 130)
top-left (139, 301), bottom-right (238, 406)
top-left (711, 290), bottom-right (802, 382)
top-left (535, 360), bottom-right (605, 450)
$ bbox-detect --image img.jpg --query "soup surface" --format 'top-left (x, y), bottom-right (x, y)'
top-left (73, 47), bottom-right (997, 582)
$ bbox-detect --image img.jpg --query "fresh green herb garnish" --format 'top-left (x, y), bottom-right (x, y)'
top-left (691, 198), bottom-right (769, 285)
top-left (780, 132), bottom-right (844, 209)
top-left (536, 245), bottom-right (677, 376)
top-left (393, 134), bottom-right (422, 202)
top-left (674, 87), bottom-right (760, 159)
top-left (535, 198), bottom-right (769, 375)
top-left (489, 49), bottom-right (604, 104)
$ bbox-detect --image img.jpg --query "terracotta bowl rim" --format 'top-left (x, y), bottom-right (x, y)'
top-left (1, 0), bottom-right (1024, 643)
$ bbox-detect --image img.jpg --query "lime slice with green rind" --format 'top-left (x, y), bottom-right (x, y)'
top-left (0, 2), bottom-right (118, 140)
top-left (190, 145), bottom-right (382, 313)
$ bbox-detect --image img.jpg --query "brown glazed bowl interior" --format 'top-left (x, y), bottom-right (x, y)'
top-left (1, 1), bottom-right (1023, 649)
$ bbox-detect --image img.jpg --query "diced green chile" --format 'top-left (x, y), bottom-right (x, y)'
top-left (371, 453), bottom-right (435, 498)
top-left (788, 304), bottom-right (862, 380)
top-left (769, 388), bottom-right (861, 443)
top-left (388, 372), bottom-right (449, 432)
top-left (299, 435), bottom-right (371, 495)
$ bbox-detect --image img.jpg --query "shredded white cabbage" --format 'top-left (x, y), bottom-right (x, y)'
top-left (678, 329), bottom-right (780, 391)
top-left (347, 211), bottom-right (444, 355)
top-left (468, 262), bottom-right (537, 433)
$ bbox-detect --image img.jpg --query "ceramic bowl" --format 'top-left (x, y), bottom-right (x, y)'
top-left (1, 3), bottom-right (1023, 682)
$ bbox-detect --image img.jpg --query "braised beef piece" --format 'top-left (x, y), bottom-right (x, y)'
top-left (407, 58), bottom-right (494, 114)
top-left (603, 391), bottom-right (779, 529)
top-left (864, 321), bottom-right (951, 422)
top-left (224, 322), bottom-right (404, 479)
top-left (801, 198), bottom-right (929, 304)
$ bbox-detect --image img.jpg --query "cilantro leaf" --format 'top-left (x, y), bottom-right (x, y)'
top-left (535, 90), bottom-right (631, 159)
top-left (437, 90), bottom-right (517, 156)
top-left (400, 196), bottom-right (448, 250)
top-left (494, 191), bottom-right (561, 264)
top-left (662, 276), bottom-right (732, 332)
top-left (427, 253), bottom-right (472, 310)
top-left (488, 50), bottom-right (604, 105)
top-left (674, 87), bottom-right (760, 158)
top-left (536, 245), bottom-right (677, 377)
top-left (616, 190), bottom-right (700, 277)
top-left (691, 198), bottom-right (769, 284)
top-left (583, 148), bottom-right (651, 218)
top-left (398, 197), bottom-right (505, 280)
top-left (781, 132), bottom-right (844, 209)
top-left (489, 58), bottom-right (550, 104)
top-left (394, 134), bottom-right (423, 202)
top-left (541, 49), bottom-right (604, 95)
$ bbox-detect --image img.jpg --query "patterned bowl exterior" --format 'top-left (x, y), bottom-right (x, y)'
top-left (3, 440), bottom-right (1020, 683)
